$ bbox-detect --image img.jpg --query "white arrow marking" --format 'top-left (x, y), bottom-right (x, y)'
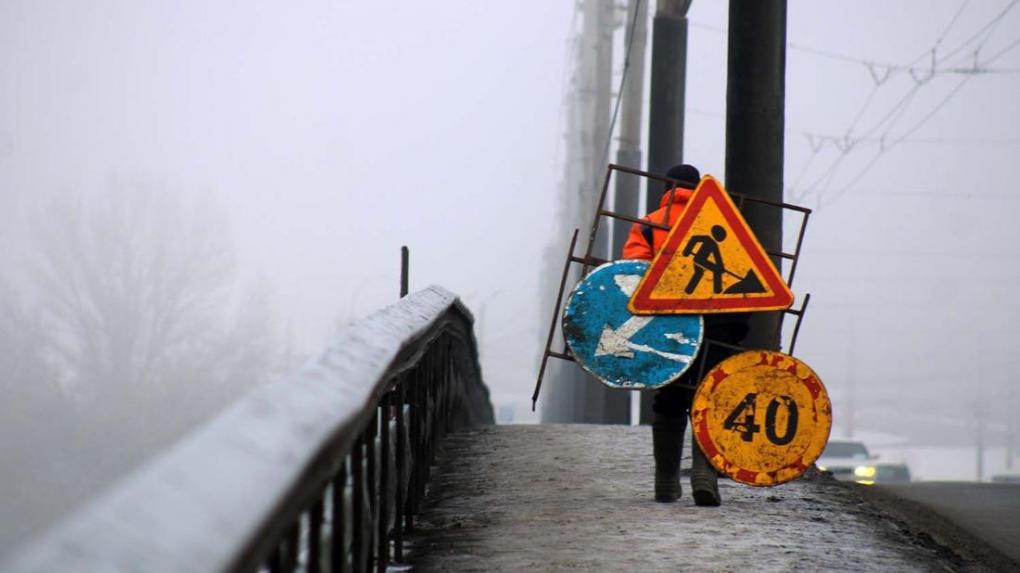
top-left (664, 332), bottom-right (694, 345)
top-left (622, 342), bottom-right (693, 363)
top-left (614, 274), bottom-right (642, 297)
top-left (592, 274), bottom-right (693, 362)
top-left (595, 316), bottom-right (652, 358)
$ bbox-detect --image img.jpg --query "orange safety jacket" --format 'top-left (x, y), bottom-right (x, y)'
top-left (621, 187), bottom-right (694, 260)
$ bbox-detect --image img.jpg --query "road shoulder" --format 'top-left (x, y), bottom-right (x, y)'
top-left (858, 484), bottom-right (1019, 573)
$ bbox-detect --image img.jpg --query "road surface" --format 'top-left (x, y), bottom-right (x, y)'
top-left (405, 425), bottom-right (997, 572)
top-left (862, 482), bottom-right (1020, 572)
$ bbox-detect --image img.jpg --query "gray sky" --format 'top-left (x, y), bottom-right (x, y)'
top-left (0, 0), bottom-right (572, 417)
top-left (2, 1), bottom-right (1019, 443)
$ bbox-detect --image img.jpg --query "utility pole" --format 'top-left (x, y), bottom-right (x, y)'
top-left (543, 0), bottom-right (617, 424)
top-left (645, 0), bottom-right (692, 197)
top-left (577, 0), bottom-right (619, 423)
top-left (639, 0), bottom-right (693, 424)
top-left (725, 0), bottom-right (787, 351)
top-left (609, 0), bottom-right (650, 425)
top-left (610, 0), bottom-right (649, 257)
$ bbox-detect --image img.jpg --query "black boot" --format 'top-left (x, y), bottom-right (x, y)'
top-left (690, 431), bottom-right (721, 506)
top-left (652, 415), bottom-right (686, 502)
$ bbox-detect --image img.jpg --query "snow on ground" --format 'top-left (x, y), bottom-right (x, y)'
top-left (407, 425), bottom-right (960, 572)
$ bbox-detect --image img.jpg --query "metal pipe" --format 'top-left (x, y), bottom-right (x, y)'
top-left (533, 230), bottom-right (580, 409)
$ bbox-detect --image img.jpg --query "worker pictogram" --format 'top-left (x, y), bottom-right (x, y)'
top-left (628, 176), bottom-right (794, 314)
top-left (562, 260), bottom-right (703, 389)
top-left (691, 350), bottom-right (831, 486)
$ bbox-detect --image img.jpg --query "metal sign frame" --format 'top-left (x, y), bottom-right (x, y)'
top-left (532, 164), bottom-right (813, 410)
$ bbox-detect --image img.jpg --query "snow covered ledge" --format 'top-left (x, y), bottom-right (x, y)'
top-left (6, 285), bottom-right (493, 572)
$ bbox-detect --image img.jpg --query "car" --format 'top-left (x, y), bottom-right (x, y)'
top-left (816, 439), bottom-right (890, 484)
top-left (874, 463), bottom-right (911, 483)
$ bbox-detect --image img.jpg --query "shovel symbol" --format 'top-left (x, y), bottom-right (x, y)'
top-left (722, 268), bottom-right (766, 295)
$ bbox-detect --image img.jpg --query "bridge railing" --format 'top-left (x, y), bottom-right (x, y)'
top-left (7, 285), bottom-right (493, 573)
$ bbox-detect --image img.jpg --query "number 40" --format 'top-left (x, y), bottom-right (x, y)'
top-left (722, 393), bottom-right (799, 446)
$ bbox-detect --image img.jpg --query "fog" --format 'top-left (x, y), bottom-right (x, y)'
top-left (1, 0), bottom-right (1018, 554)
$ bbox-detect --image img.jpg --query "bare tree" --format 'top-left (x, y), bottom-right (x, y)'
top-left (19, 186), bottom-right (280, 486)
top-left (0, 278), bottom-right (83, 552)
top-left (29, 188), bottom-right (237, 402)
top-left (0, 186), bottom-right (289, 550)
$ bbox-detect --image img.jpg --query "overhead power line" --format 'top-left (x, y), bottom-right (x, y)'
top-left (689, 3), bottom-right (1020, 208)
top-left (790, 0), bottom-right (1020, 207)
top-left (690, 8), bottom-right (1020, 80)
top-left (688, 107), bottom-right (1020, 148)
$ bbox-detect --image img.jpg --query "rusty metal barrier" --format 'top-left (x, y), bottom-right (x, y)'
top-left (6, 285), bottom-right (493, 573)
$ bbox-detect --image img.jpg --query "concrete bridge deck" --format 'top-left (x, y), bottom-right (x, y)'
top-left (406, 425), bottom-right (965, 572)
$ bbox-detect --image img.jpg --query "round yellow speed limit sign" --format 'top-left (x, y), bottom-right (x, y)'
top-left (692, 350), bottom-right (831, 486)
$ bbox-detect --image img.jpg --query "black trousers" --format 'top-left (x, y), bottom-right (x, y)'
top-left (652, 315), bottom-right (750, 420)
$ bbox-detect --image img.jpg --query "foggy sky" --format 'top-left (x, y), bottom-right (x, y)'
top-left (2, 0), bottom-right (1019, 460)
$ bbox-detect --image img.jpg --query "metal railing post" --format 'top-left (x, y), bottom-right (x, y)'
top-left (377, 394), bottom-right (391, 573)
top-left (366, 410), bottom-right (378, 570)
top-left (308, 495), bottom-right (324, 573)
top-left (267, 546), bottom-right (282, 573)
top-left (283, 522), bottom-right (300, 573)
top-left (352, 434), bottom-right (365, 572)
top-left (331, 462), bottom-right (348, 573)
top-left (406, 369), bottom-right (420, 528)
top-left (394, 381), bottom-right (407, 561)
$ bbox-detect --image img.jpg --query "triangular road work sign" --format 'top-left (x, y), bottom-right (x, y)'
top-left (628, 175), bottom-right (794, 314)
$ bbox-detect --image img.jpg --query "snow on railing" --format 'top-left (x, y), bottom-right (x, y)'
top-left (6, 285), bottom-right (493, 573)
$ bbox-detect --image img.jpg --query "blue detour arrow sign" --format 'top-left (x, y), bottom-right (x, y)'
top-left (562, 260), bottom-right (703, 389)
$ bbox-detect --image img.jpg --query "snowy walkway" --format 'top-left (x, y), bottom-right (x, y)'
top-left (406, 425), bottom-right (961, 572)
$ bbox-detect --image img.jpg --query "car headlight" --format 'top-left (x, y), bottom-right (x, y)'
top-left (854, 465), bottom-right (876, 478)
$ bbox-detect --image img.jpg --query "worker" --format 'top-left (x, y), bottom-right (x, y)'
top-left (622, 163), bottom-right (749, 506)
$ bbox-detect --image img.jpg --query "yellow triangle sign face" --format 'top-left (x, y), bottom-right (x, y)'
top-left (628, 176), bottom-right (794, 314)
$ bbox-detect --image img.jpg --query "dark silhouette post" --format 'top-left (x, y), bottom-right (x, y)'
top-left (725, 0), bottom-right (787, 350)
top-left (646, 0), bottom-right (692, 199)
top-left (639, 0), bottom-right (693, 424)
top-left (400, 246), bottom-right (409, 298)
top-left (611, 0), bottom-right (649, 259)
top-left (605, 0), bottom-right (650, 425)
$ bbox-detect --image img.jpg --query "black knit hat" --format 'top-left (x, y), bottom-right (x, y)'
top-left (664, 164), bottom-right (701, 190)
